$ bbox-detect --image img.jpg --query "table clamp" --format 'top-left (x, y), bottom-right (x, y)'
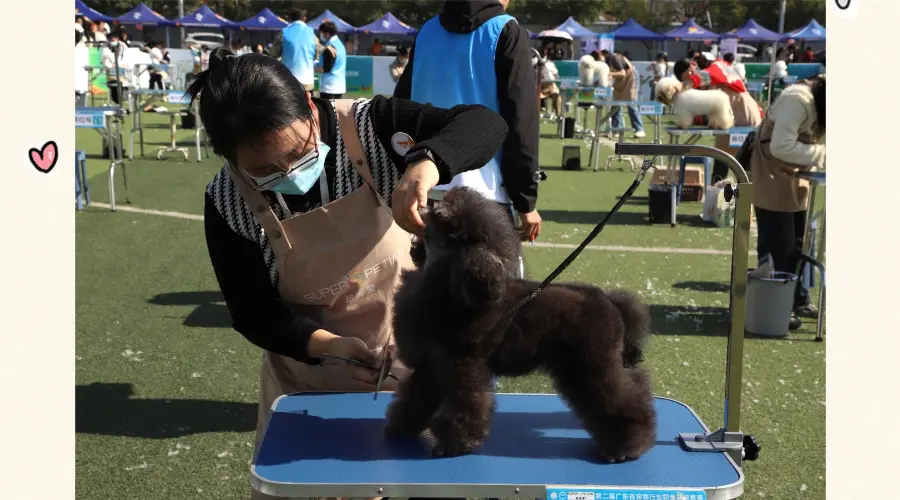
top-left (679, 429), bottom-right (761, 463)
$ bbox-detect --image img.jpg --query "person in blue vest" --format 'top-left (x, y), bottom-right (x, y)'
top-left (394, 0), bottom-right (542, 252)
top-left (280, 9), bottom-right (318, 92)
top-left (315, 22), bottom-right (347, 99)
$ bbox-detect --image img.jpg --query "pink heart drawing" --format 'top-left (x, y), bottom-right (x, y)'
top-left (30, 141), bottom-right (58, 174)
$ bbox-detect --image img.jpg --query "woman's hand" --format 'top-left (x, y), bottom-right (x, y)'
top-left (308, 330), bottom-right (382, 387)
top-left (392, 159), bottom-right (440, 236)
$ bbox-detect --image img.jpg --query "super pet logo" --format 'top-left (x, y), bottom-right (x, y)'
top-left (303, 253), bottom-right (401, 301)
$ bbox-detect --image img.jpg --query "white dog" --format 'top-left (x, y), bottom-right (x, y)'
top-left (579, 54), bottom-right (610, 87)
top-left (655, 76), bottom-right (734, 130)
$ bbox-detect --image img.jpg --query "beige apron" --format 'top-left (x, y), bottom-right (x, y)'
top-left (612, 58), bottom-right (637, 101)
top-left (714, 88), bottom-right (763, 158)
top-left (229, 100), bottom-right (414, 500)
top-left (750, 118), bottom-right (818, 213)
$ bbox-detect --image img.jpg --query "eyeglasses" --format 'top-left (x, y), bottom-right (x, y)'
top-left (249, 142), bottom-right (320, 191)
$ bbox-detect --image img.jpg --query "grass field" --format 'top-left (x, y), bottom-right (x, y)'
top-left (76, 95), bottom-right (825, 500)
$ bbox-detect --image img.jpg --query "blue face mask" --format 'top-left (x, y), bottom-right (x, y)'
top-left (251, 141), bottom-right (331, 195)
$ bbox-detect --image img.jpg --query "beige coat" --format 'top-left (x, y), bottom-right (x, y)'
top-left (611, 57), bottom-right (637, 101)
top-left (750, 83), bottom-right (825, 212)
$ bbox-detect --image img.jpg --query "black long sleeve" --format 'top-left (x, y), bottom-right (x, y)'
top-left (494, 21), bottom-right (540, 214)
top-left (205, 96), bottom-right (508, 362)
top-left (392, 21), bottom-right (539, 213)
top-left (322, 46), bottom-right (336, 73)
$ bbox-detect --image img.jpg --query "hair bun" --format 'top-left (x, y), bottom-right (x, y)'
top-left (208, 47), bottom-right (235, 72)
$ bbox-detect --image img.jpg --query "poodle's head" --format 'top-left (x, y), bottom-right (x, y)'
top-left (654, 76), bottom-right (682, 105)
top-left (410, 187), bottom-right (520, 308)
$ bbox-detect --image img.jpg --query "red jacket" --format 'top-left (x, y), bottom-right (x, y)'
top-left (690, 61), bottom-right (764, 125)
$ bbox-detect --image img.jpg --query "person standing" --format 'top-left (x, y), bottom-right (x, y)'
top-left (394, 0), bottom-right (543, 248)
top-left (315, 22), bottom-right (347, 100)
top-left (280, 9), bottom-right (318, 92)
top-left (389, 47), bottom-right (409, 83)
top-left (187, 48), bottom-right (508, 500)
top-left (748, 76), bottom-right (825, 329)
top-left (646, 51), bottom-right (668, 99)
top-left (602, 49), bottom-right (645, 139)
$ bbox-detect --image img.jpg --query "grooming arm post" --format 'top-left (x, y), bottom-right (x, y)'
top-left (614, 143), bottom-right (758, 466)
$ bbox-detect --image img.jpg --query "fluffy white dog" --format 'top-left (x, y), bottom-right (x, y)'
top-left (579, 55), bottom-right (610, 87)
top-left (655, 76), bottom-right (734, 130)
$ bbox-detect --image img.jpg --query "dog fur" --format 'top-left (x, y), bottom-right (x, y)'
top-left (655, 76), bottom-right (735, 130)
top-left (386, 187), bottom-right (657, 463)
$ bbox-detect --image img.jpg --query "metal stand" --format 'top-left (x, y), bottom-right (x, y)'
top-left (156, 111), bottom-right (190, 160)
top-left (614, 142), bottom-right (760, 469)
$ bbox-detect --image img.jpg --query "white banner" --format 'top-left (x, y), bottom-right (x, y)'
top-left (598, 36), bottom-right (615, 53)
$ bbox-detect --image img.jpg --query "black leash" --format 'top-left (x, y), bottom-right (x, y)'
top-left (496, 155), bottom-right (658, 325)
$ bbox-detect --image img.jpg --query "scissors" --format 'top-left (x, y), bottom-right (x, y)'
top-left (374, 339), bottom-right (392, 400)
top-left (320, 352), bottom-right (398, 389)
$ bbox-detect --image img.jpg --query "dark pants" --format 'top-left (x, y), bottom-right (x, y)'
top-left (149, 73), bottom-right (163, 89)
top-left (319, 92), bottom-right (343, 100)
top-left (754, 206), bottom-right (810, 308)
top-left (108, 83), bottom-right (124, 104)
top-left (711, 160), bottom-right (729, 184)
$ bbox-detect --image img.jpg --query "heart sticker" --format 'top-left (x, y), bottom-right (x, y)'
top-left (30, 140), bottom-right (58, 174)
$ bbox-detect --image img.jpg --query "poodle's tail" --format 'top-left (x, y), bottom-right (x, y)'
top-left (608, 289), bottom-right (651, 367)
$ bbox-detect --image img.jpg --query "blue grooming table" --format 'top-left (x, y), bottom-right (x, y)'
top-left (252, 392), bottom-right (744, 500)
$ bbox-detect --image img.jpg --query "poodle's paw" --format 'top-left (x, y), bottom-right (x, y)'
top-left (592, 417), bottom-right (657, 464)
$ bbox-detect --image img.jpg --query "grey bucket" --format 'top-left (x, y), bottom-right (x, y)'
top-left (745, 270), bottom-right (798, 337)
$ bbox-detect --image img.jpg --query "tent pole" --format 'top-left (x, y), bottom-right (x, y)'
top-left (767, 0), bottom-right (787, 108)
top-left (178, 0), bottom-right (185, 48)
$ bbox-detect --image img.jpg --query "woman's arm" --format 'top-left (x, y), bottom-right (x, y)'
top-left (203, 193), bottom-right (324, 364)
top-left (366, 95), bottom-right (509, 186)
top-left (769, 96), bottom-right (826, 169)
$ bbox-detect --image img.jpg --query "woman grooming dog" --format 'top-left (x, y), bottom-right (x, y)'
top-left (654, 77), bottom-right (734, 130)
top-left (748, 75), bottom-right (825, 330)
top-left (673, 57), bottom-right (763, 183)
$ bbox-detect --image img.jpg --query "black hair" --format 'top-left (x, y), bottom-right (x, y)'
top-left (398, 46), bottom-right (409, 56)
top-left (600, 49), bottom-right (610, 58)
top-left (656, 52), bottom-right (668, 62)
top-left (186, 48), bottom-right (314, 162)
top-left (673, 58), bottom-right (692, 80)
top-left (320, 21), bottom-right (337, 37)
top-left (723, 53), bottom-right (735, 64)
top-left (809, 75), bottom-right (826, 137)
top-left (694, 53), bottom-right (711, 70)
top-left (289, 9), bottom-right (306, 22)
top-left (76, 30), bottom-right (83, 45)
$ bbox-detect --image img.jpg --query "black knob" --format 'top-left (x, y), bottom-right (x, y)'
top-left (743, 434), bottom-right (761, 461)
top-left (723, 184), bottom-right (735, 203)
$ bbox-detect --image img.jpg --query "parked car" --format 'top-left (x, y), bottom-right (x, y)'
top-left (183, 32), bottom-right (225, 50)
top-left (710, 43), bottom-right (757, 63)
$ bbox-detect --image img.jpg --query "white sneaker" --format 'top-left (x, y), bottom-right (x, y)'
top-left (634, 131), bottom-right (646, 138)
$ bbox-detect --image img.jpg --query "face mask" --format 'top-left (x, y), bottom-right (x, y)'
top-left (320, 35), bottom-right (329, 43)
top-left (251, 141), bottom-right (332, 195)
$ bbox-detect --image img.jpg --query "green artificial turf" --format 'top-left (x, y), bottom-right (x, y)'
top-left (76, 97), bottom-right (825, 500)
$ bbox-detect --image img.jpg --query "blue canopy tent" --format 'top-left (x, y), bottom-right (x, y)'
top-left (782, 19), bottom-right (826, 42)
top-left (173, 5), bottom-right (236, 29)
top-left (720, 19), bottom-right (781, 43)
top-left (553, 16), bottom-right (595, 38)
top-left (664, 18), bottom-right (718, 41)
top-left (357, 13), bottom-right (417, 36)
top-left (234, 8), bottom-right (287, 32)
top-left (608, 18), bottom-right (665, 40)
top-left (308, 9), bottom-right (358, 33)
top-left (75, 0), bottom-right (113, 22)
top-left (113, 3), bottom-right (174, 27)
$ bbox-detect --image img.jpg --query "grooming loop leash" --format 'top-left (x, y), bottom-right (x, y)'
top-left (498, 156), bottom-right (658, 323)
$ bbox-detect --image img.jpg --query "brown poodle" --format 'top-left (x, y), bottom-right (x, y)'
top-left (386, 187), bottom-right (657, 463)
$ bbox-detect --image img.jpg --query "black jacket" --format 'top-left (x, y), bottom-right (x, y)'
top-left (394, 0), bottom-right (539, 214)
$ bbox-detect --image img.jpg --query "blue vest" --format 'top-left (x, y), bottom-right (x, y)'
top-left (320, 36), bottom-right (347, 95)
top-left (281, 21), bottom-right (317, 86)
top-left (410, 14), bottom-right (514, 202)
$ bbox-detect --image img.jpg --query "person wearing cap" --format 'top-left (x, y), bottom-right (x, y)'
top-left (673, 56), bottom-right (763, 182)
top-left (394, 0), bottom-right (543, 252)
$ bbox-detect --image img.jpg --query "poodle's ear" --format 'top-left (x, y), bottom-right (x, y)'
top-left (449, 245), bottom-right (507, 309)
